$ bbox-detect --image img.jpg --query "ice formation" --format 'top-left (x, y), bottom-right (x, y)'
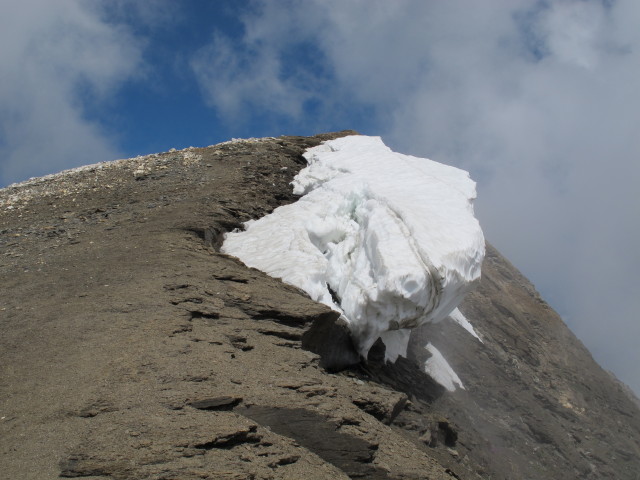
top-left (222, 135), bottom-right (485, 362)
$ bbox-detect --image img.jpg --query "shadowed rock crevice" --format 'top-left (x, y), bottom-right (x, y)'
top-left (357, 339), bottom-right (446, 404)
top-left (189, 396), bottom-right (244, 411)
top-left (193, 425), bottom-right (261, 450)
top-left (239, 406), bottom-right (392, 479)
top-left (302, 313), bottom-right (360, 372)
top-left (185, 220), bottom-right (242, 252)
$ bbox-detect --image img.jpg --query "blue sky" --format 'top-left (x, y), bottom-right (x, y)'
top-left (1, 0), bottom-right (639, 395)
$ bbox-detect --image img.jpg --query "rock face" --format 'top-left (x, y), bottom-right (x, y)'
top-left (1, 131), bottom-right (639, 479)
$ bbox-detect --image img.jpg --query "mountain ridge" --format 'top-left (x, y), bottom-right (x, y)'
top-left (1, 131), bottom-right (638, 479)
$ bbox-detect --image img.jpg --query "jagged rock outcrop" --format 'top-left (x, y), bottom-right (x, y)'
top-left (1, 131), bottom-right (639, 479)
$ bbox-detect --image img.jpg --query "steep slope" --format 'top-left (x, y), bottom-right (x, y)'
top-left (1, 132), bottom-right (638, 479)
top-left (406, 244), bottom-right (640, 478)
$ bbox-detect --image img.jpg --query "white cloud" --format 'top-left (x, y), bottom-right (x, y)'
top-left (190, 3), bottom-right (330, 123)
top-left (537, 0), bottom-right (606, 68)
top-left (0, 0), bottom-right (144, 185)
top-left (196, 0), bottom-right (640, 394)
top-left (191, 32), bottom-right (311, 120)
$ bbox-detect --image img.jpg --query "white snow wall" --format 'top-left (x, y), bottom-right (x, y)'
top-left (222, 135), bottom-right (485, 361)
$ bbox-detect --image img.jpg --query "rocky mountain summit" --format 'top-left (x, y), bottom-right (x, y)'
top-left (1, 131), bottom-right (639, 479)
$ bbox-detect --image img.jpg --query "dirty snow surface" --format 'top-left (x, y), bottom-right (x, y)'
top-left (448, 308), bottom-right (483, 343)
top-left (222, 135), bottom-right (485, 364)
top-left (424, 343), bottom-right (465, 392)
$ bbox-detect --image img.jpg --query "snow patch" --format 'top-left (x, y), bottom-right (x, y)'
top-left (448, 308), bottom-right (483, 342)
top-left (222, 135), bottom-right (485, 361)
top-left (424, 342), bottom-right (465, 392)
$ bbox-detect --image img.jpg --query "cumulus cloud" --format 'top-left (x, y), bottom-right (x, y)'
top-left (0, 0), bottom-right (144, 185)
top-left (193, 0), bottom-right (640, 393)
top-left (189, 3), bottom-right (329, 124)
top-left (191, 33), bottom-right (311, 120)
